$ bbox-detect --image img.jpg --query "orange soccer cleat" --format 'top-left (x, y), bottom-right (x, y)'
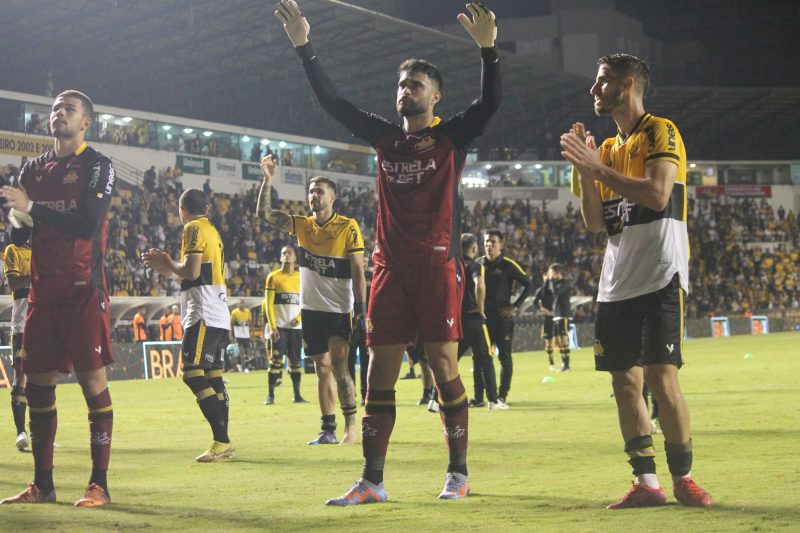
top-left (0, 482), bottom-right (56, 504)
top-left (607, 482), bottom-right (667, 509)
top-left (673, 477), bottom-right (712, 508)
top-left (74, 483), bottom-right (111, 507)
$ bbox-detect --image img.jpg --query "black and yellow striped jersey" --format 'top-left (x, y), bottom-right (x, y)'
top-left (290, 213), bottom-right (364, 313)
top-left (265, 268), bottom-right (301, 330)
top-left (3, 243), bottom-right (31, 333)
top-left (594, 113), bottom-right (689, 301)
top-left (179, 216), bottom-right (230, 330)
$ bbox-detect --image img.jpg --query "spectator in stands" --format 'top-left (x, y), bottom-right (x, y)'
top-left (250, 143), bottom-right (262, 162)
top-left (169, 304), bottom-right (183, 341)
top-left (159, 307), bottom-right (172, 341)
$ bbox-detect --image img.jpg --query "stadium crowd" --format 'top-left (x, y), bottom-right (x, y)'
top-left (1, 165), bottom-right (797, 319)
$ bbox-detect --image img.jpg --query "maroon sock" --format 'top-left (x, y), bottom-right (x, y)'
top-left (25, 383), bottom-right (57, 472)
top-left (437, 376), bottom-right (469, 472)
top-left (361, 389), bottom-right (396, 483)
top-left (86, 388), bottom-right (113, 473)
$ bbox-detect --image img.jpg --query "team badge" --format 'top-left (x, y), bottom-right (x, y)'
top-left (414, 135), bottom-right (436, 152)
top-left (62, 171), bottom-right (79, 184)
top-left (594, 339), bottom-right (604, 357)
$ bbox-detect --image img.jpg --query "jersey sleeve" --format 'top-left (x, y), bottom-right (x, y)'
top-left (265, 273), bottom-right (277, 331)
top-left (288, 215), bottom-right (304, 237)
top-left (296, 42), bottom-right (398, 146)
top-left (441, 47), bottom-right (502, 148)
top-left (181, 221), bottom-right (206, 258)
top-left (28, 155), bottom-right (116, 239)
top-left (346, 219), bottom-right (365, 254)
top-left (505, 258), bottom-right (532, 307)
top-left (644, 119), bottom-right (683, 166)
top-left (3, 246), bottom-right (18, 276)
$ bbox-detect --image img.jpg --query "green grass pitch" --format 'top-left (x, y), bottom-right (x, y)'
top-left (1, 332), bottom-right (799, 532)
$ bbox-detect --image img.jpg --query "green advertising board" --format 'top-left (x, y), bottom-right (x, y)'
top-left (176, 155), bottom-right (210, 175)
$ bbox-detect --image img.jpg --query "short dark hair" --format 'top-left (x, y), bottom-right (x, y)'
top-left (309, 176), bottom-right (336, 195)
top-left (484, 229), bottom-right (504, 242)
top-left (598, 53), bottom-right (650, 96)
top-left (56, 90), bottom-right (94, 117)
top-left (398, 58), bottom-right (443, 91)
top-left (461, 233), bottom-right (478, 254)
top-left (548, 263), bottom-right (565, 275)
top-left (179, 188), bottom-right (208, 215)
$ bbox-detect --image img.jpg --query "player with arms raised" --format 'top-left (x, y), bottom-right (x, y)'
top-left (275, 0), bottom-right (501, 504)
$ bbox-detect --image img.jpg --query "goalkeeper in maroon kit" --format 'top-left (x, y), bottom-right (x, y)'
top-left (275, 0), bottom-right (500, 505)
top-left (0, 90), bottom-right (115, 507)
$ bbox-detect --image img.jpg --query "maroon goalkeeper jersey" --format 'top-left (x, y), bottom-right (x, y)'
top-left (13, 143), bottom-right (115, 295)
top-left (296, 43), bottom-right (501, 268)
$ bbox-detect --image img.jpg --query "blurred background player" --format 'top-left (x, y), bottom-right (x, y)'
top-left (159, 307), bottom-right (172, 341)
top-left (547, 264), bottom-right (573, 373)
top-left (133, 306), bottom-right (147, 343)
top-left (561, 53), bottom-right (711, 508)
top-left (275, 0), bottom-right (500, 504)
top-left (264, 245), bottom-right (306, 404)
top-left (258, 157), bottom-right (367, 446)
top-left (348, 253), bottom-right (371, 406)
top-left (480, 229), bottom-right (532, 405)
top-left (4, 233), bottom-right (32, 450)
top-left (532, 272), bottom-right (556, 371)
top-left (0, 90), bottom-right (116, 507)
top-left (458, 233), bottom-right (503, 409)
top-left (230, 299), bottom-right (253, 372)
top-left (169, 304), bottom-right (184, 341)
top-left (143, 188), bottom-right (234, 463)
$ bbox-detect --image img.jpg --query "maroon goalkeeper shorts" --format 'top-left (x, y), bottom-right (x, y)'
top-left (367, 259), bottom-right (463, 347)
top-left (23, 284), bottom-right (114, 374)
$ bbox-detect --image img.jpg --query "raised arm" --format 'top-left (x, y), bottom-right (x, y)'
top-left (445, 3), bottom-right (502, 146)
top-left (275, 0), bottom-right (397, 143)
top-left (256, 154), bottom-right (292, 233)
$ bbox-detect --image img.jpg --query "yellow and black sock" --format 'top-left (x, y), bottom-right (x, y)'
top-left (625, 435), bottom-right (656, 476)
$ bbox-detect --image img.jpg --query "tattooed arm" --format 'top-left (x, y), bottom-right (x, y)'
top-left (256, 154), bottom-right (292, 232)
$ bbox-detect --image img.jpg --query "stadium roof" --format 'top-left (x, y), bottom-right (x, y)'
top-left (2, 0), bottom-right (798, 160)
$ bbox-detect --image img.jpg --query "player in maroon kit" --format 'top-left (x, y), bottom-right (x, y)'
top-left (275, 0), bottom-right (500, 505)
top-left (0, 90), bottom-right (115, 507)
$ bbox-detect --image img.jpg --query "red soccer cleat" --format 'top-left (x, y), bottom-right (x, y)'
top-left (607, 482), bottom-right (667, 509)
top-left (673, 477), bottom-right (712, 508)
top-left (74, 483), bottom-right (111, 507)
top-left (0, 482), bottom-right (56, 504)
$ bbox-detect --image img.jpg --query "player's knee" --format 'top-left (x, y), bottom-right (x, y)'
top-left (182, 367), bottom-right (207, 393)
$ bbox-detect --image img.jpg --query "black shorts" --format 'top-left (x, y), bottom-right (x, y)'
top-left (301, 309), bottom-right (351, 357)
top-left (235, 337), bottom-right (252, 349)
top-left (541, 317), bottom-right (554, 339)
top-left (275, 328), bottom-right (303, 363)
top-left (552, 317), bottom-right (571, 337)
top-left (182, 320), bottom-right (229, 370)
top-left (594, 274), bottom-right (684, 372)
top-left (458, 315), bottom-right (492, 360)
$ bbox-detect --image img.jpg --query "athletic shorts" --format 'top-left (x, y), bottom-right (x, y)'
top-left (235, 337), bottom-right (252, 350)
top-left (594, 274), bottom-right (684, 372)
top-left (541, 316), bottom-right (554, 339)
top-left (182, 320), bottom-right (228, 370)
top-left (23, 285), bottom-right (113, 374)
top-left (367, 259), bottom-right (463, 346)
top-left (275, 328), bottom-right (302, 363)
top-left (458, 315), bottom-right (493, 360)
top-left (301, 309), bottom-right (351, 357)
top-left (552, 317), bottom-right (571, 337)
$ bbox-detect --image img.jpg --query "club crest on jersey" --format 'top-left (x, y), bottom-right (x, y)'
top-left (62, 171), bottom-right (79, 184)
top-left (414, 135), bottom-right (436, 152)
